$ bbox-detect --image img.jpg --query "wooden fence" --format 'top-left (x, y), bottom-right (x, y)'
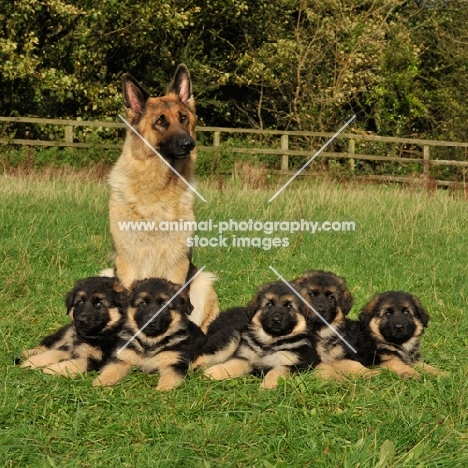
top-left (1, 116), bottom-right (468, 187)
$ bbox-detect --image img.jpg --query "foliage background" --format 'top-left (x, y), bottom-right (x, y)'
top-left (1, 0), bottom-right (468, 139)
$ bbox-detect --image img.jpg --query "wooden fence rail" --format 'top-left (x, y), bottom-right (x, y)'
top-left (1, 116), bottom-right (468, 187)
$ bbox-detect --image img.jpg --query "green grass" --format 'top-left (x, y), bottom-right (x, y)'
top-left (1, 172), bottom-right (467, 467)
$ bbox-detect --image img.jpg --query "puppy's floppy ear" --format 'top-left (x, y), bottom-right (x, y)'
top-left (359, 294), bottom-right (380, 326)
top-left (182, 297), bottom-right (194, 316)
top-left (177, 288), bottom-right (194, 315)
top-left (290, 278), bottom-right (308, 303)
top-left (112, 280), bottom-right (126, 294)
top-left (65, 289), bottom-right (75, 314)
top-left (411, 295), bottom-right (430, 327)
top-left (340, 289), bottom-right (354, 315)
top-left (335, 275), bottom-right (354, 315)
top-left (246, 288), bottom-right (264, 320)
top-left (112, 280), bottom-right (129, 308)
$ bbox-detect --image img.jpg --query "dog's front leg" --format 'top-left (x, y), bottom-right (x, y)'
top-left (20, 349), bottom-right (70, 369)
top-left (93, 361), bottom-right (132, 387)
top-left (156, 368), bottom-right (186, 392)
top-left (21, 346), bottom-right (48, 360)
top-left (42, 358), bottom-right (89, 377)
top-left (315, 360), bottom-right (380, 380)
top-left (204, 358), bottom-right (252, 380)
top-left (413, 361), bottom-right (449, 377)
top-left (380, 358), bottom-right (420, 379)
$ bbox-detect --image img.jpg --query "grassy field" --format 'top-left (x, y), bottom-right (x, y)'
top-left (1, 171), bottom-right (467, 467)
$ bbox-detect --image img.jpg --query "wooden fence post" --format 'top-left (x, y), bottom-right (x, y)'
top-left (211, 131), bottom-right (221, 175)
top-left (213, 131), bottom-right (220, 148)
top-left (280, 134), bottom-right (289, 172)
top-left (65, 126), bottom-right (73, 145)
top-left (423, 145), bottom-right (430, 181)
top-left (348, 138), bottom-right (355, 172)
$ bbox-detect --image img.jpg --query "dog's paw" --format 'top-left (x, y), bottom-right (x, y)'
top-left (415, 363), bottom-right (449, 378)
top-left (21, 346), bottom-right (47, 360)
top-left (191, 355), bottom-right (209, 371)
top-left (41, 361), bottom-right (81, 378)
top-left (260, 376), bottom-right (280, 389)
top-left (92, 376), bottom-right (112, 387)
top-left (156, 373), bottom-right (183, 392)
top-left (398, 368), bottom-right (421, 380)
top-left (314, 363), bottom-right (346, 381)
top-left (204, 364), bottom-right (229, 380)
top-left (20, 355), bottom-right (44, 369)
top-left (361, 368), bottom-right (381, 379)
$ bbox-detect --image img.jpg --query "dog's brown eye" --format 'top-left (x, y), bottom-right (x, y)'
top-left (327, 294), bottom-right (335, 302)
top-left (266, 301), bottom-right (273, 307)
top-left (180, 113), bottom-right (188, 123)
top-left (160, 301), bottom-right (167, 307)
top-left (75, 299), bottom-right (84, 306)
top-left (138, 300), bottom-right (147, 308)
top-left (402, 308), bottom-right (410, 315)
top-left (154, 116), bottom-right (165, 126)
top-left (95, 301), bottom-right (103, 309)
top-left (308, 291), bottom-right (316, 298)
top-left (285, 302), bottom-right (292, 309)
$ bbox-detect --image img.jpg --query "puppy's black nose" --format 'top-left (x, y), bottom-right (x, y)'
top-left (394, 322), bottom-right (404, 331)
top-left (315, 304), bottom-right (326, 313)
top-left (271, 312), bottom-right (283, 324)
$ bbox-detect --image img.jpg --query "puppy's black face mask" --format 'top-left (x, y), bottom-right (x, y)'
top-left (292, 271), bottom-right (354, 326)
top-left (259, 299), bottom-right (299, 337)
top-left (132, 293), bottom-right (174, 337)
top-left (65, 277), bottom-right (124, 338)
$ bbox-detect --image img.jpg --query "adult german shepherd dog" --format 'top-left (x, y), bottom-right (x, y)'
top-left (106, 64), bottom-right (219, 332)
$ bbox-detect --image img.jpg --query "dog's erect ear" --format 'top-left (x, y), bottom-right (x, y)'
top-left (412, 295), bottom-right (430, 327)
top-left (167, 64), bottom-right (194, 108)
top-left (359, 294), bottom-right (380, 326)
top-left (122, 73), bottom-right (151, 116)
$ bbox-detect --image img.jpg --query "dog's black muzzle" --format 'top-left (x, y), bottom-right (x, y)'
top-left (159, 133), bottom-right (196, 160)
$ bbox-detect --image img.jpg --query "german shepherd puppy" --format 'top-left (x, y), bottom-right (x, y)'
top-left (292, 270), bottom-right (376, 380)
top-left (106, 64), bottom-right (219, 332)
top-left (20, 277), bottom-right (124, 377)
top-left (191, 306), bottom-right (250, 370)
top-left (93, 278), bottom-right (206, 391)
top-left (203, 281), bottom-right (319, 389)
top-left (357, 291), bottom-right (446, 378)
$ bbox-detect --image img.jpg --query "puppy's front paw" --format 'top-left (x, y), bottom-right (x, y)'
top-left (204, 364), bottom-right (230, 380)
